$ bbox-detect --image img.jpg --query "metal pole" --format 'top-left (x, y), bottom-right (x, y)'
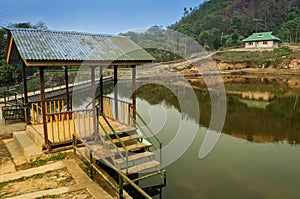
top-left (22, 62), bottom-right (30, 125)
top-left (39, 67), bottom-right (49, 148)
top-left (119, 174), bottom-right (124, 199)
top-left (114, 66), bottom-right (118, 120)
top-left (14, 93), bottom-right (17, 105)
top-left (4, 90), bottom-right (6, 106)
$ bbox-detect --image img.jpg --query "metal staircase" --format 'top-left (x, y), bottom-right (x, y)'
top-left (79, 96), bottom-right (163, 176)
top-left (0, 89), bottom-right (25, 124)
top-left (88, 111), bottom-right (162, 176)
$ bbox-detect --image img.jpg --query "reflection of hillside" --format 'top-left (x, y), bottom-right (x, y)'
top-left (132, 83), bottom-right (300, 145)
top-left (189, 76), bottom-right (300, 95)
top-left (230, 133), bottom-right (284, 143)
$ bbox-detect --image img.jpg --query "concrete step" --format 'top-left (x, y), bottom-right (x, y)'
top-left (3, 138), bottom-right (27, 166)
top-left (13, 131), bottom-right (43, 162)
top-left (26, 125), bottom-right (45, 150)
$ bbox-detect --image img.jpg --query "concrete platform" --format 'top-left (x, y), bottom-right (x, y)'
top-left (0, 159), bottom-right (114, 199)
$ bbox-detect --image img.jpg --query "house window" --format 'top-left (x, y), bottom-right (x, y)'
top-left (248, 42), bottom-right (253, 45)
top-left (263, 41), bottom-right (268, 45)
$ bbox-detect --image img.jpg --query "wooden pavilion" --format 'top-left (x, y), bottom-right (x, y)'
top-left (5, 28), bottom-right (165, 185)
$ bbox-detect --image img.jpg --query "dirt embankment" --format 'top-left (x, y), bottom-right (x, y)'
top-left (214, 58), bottom-right (300, 70)
top-left (175, 56), bottom-right (300, 77)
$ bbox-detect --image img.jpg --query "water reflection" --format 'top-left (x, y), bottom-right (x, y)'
top-left (70, 76), bottom-right (300, 198)
top-left (130, 78), bottom-right (300, 145)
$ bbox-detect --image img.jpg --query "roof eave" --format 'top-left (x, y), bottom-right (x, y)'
top-left (23, 59), bottom-right (154, 67)
top-left (243, 38), bottom-right (280, 42)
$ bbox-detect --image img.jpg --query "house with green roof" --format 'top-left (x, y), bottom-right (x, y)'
top-left (243, 32), bottom-right (281, 49)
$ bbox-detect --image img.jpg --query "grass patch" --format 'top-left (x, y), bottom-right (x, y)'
top-left (29, 152), bottom-right (67, 168)
top-left (0, 173), bottom-right (42, 190)
top-left (212, 47), bottom-right (298, 66)
top-left (288, 51), bottom-right (300, 59)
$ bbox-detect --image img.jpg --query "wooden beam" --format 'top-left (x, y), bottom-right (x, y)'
top-left (100, 67), bottom-right (104, 112)
top-left (6, 36), bottom-right (13, 64)
top-left (64, 66), bottom-right (70, 111)
top-left (39, 67), bottom-right (49, 148)
top-left (22, 62), bottom-right (30, 125)
top-left (114, 66), bottom-right (118, 120)
top-left (23, 60), bottom-right (152, 67)
top-left (132, 65), bottom-right (137, 120)
top-left (91, 67), bottom-right (97, 134)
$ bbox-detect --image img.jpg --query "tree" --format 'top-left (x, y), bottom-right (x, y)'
top-left (0, 29), bottom-right (7, 60)
top-left (0, 21), bottom-right (48, 85)
top-left (0, 60), bottom-right (21, 84)
top-left (7, 21), bottom-right (47, 30)
top-left (177, 24), bottom-right (195, 38)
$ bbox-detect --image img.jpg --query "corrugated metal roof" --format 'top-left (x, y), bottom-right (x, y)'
top-left (243, 32), bottom-right (281, 42)
top-left (7, 28), bottom-right (154, 61)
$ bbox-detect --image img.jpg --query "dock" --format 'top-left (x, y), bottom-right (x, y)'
top-left (3, 28), bottom-right (166, 198)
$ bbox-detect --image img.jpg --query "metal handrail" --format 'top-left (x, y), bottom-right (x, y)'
top-left (131, 106), bottom-right (162, 145)
top-left (98, 111), bottom-right (129, 174)
top-left (129, 105), bottom-right (163, 165)
top-left (1, 90), bottom-right (24, 106)
top-left (97, 118), bottom-right (127, 169)
top-left (72, 134), bottom-right (152, 199)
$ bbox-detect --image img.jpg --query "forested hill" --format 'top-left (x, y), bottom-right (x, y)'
top-left (169, 0), bottom-right (300, 49)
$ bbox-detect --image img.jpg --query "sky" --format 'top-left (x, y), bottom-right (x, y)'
top-left (0, 0), bottom-right (204, 34)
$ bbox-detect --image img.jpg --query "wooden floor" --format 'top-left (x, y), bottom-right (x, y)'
top-left (31, 116), bottom-right (136, 144)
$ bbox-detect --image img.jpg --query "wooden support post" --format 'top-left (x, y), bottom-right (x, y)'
top-left (100, 67), bottom-right (104, 113)
top-left (114, 66), bottom-right (119, 120)
top-left (132, 65), bottom-right (137, 120)
top-left (64, 66), bottom-right (70, 111)
top-left (91, 67), bottom-right (97, 134)
top-left (39, 67), bottom-right (49, 148)
top-left (22, 62), bottom-right (30, 125)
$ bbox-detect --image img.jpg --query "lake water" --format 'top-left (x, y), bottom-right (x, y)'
top-left (72, 76), bottom-right (300, 199)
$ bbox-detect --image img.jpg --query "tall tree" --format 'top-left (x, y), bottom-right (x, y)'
top-left (0, 21), bottom-right (48, 85)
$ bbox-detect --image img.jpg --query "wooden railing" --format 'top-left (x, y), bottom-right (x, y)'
top-left (29, 99), bottom-right (69, 125)
top-left (47, 109), bottom-right (94, 143)
top-left (102, 96), bottom-right (133, 126)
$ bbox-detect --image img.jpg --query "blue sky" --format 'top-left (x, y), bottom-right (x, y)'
top-left (0, 0), bottom-right (204, 34)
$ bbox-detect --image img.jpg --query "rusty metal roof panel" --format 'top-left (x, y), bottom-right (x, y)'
top-left (8, 28), bottom-right (154, 62)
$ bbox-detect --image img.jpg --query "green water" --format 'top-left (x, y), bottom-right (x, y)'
top-left (137, 95), bottom-right (300, 199)
top-left (134, 79), bottom-right (300, 199)
top-left (72, 77), bottom-right (300, 198)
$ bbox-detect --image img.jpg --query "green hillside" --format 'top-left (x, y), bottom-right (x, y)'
top-left (170, 0), bottom-right (300, 49)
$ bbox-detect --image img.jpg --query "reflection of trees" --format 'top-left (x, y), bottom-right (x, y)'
top-left (71, 82), bottom-right (113, 108)
top-left (132, 83), bottom-right (300, 145)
